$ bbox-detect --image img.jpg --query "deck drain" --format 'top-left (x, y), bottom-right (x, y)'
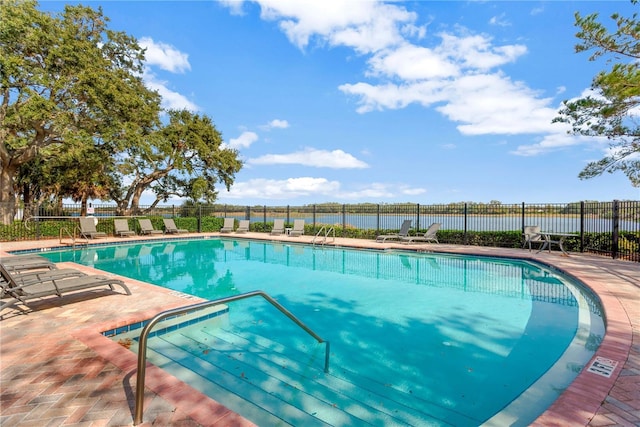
top-left (587, 356), bottom-right (618, 378)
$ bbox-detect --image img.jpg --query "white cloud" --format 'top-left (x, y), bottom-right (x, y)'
top-left (437, 73), bottom-right (558, 135)
top-left (511, 133), bottom-right (608, 157)
top-left (219, 177), bottom-right (425, 200)
top-left (143, 69), bottom-right (199, 111)
top-left (438, 33), bottom-right (526, 71)
top-left (218, 0), bottom-right (246, 15)
top-left (225, 1), bottom-right (608, 159)
top-left (139, 37), bottom-right (191, 73)
top-left (221, 177), bottom-right (340, 199)
top-left (248, 148), bottom-right (369, 168)
top-left (245, 0), bottom-right (422, 54)
top-left (489, 13), bottom-right (511, 27)
top-left (227, 131), bottom-right (259, 149)
top-left (138, 38), bottom-right (197, 111)
top-left (367, 44), bottom-right (459, 81)
top-left (261, 119), bottom-right (290, 130)
top-left (510, 133), bottom-right (586, 156)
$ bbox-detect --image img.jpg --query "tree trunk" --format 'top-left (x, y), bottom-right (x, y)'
top-left (0, 163), bottom-right (17, 225)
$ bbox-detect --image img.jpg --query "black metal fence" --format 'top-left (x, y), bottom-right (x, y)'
top-left (3, 200), bottom-right (639, 262)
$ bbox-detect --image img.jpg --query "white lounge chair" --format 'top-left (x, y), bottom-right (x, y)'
top-left (376, 220), bottom-right (412, 242)
top-left (138, 219), bottom-right (163, 235)
top-left (271, 219), bottom-right (285, 235)
top-left (290, 219), bottom-right (305, 237)
top-left (401, 222), bottom-right (441, 244)
top-left (114, 219), bottom-right (136, 237)
top-left (220, 218), bottom-right (235, 233)
top-left (79, 217), bottom-right (107, 239)
top-left (235, 220), bottom-right (250, 233)
top-left (163, 218), bottom-right (188, 234)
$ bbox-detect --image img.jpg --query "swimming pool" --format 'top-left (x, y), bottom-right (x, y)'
top-left (41, 238), bottom-right (604, 426)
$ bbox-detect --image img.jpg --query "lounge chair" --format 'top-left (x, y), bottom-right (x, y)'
top-left (138, 219), bottom-right (163, 235)
top-left (523, 225), bottom-right (546, 251)
top-left (401, 222), bottom-right (441, 244)
top-left (376, 220), bottom-right (412, 242)
top-left (163, 218), bottom-right (188, 234)
top-left (220, 218), bottom-right (235, 233)
top-left (270, 219), bottom-right (285, 235)
top-left (0, 259), bottom-right (64, 297)
top-left (79, 217), bottom-right (107, 239)
top-left (114, 219), bottom-right (136, 237)
top-left (235, 220), bottom-right (250, 233)
top-left (290, 219), bottom-right (305, 237)
top-left (0, 255), bottom-right (57, 273)
top-left (0, 264), bottom-right (130, 312)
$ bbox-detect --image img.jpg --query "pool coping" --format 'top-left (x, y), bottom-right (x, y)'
top-left (1, 232), bottom-right (637, 426)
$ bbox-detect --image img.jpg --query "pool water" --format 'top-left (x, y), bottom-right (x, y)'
top-left (41, 238), bottom-right (604, 426)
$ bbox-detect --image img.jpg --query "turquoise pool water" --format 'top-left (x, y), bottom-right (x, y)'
top-left (40, 238), bottom-right (604, 426)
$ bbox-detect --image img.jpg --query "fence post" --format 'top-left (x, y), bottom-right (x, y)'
top-left (376, 204), bottom-right (380, 234)
top-left (313, 205), bottom-right (316, 229)
top-left (464, 203), bottom-right (468, 245)
top-left (580, 201), bottom-right (585, 253)
top-left (612, 200), bottom-right (620, 259)
top-left (263, 205), bottom-right (266, 228)
top-left (521, 202), bottom-right (525, 235)
top-left (342, 204), bottom-right (346, 237)
top-left (245, 206), bottom-right (250, 220)
top-left (286, 205), bottom-right (290, 226)
top-left (197, 204), bottom-right (202, 233)
top-left (416, 204), bottom-right (420, 231)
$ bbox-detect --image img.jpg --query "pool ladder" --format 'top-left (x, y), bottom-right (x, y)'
top-left (133, 290), bottom-right (330, 425)
top-left (58, 225), bottom-right (88, 248)
top-left (312, 225), bottom-right (335, 246)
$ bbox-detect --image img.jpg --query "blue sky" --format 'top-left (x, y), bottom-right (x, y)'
top-left (46, 1), bottom-right (640, 205)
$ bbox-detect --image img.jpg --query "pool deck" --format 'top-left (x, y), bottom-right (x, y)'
top-left (0, 232), bottom-right (638, 426)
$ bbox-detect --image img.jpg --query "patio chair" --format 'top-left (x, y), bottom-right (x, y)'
top-left (220, 218), bottom-right (235, 233)
top-left (523, 225), bottom-right (546, 251)
top-left (138, 219), bottom-right (163, 235)
top-left (79, 217), bottom-right (107, 239)
top-left (0, 264), bottom-right (130, 312)
top-left (235, 220), bottom-right (250, 233)
top-left (163, 218), bottom-right (188, 234)
top-left (114, 219), bottom-right (136, 237)
top-left (290, 219), bottom-right (306, 237)
top-left (401, 222), bottom-right (441, 244)
top-left (270, 219), bottom-right (285, 235)
top-left (376, 220), bottom-right (413, 242)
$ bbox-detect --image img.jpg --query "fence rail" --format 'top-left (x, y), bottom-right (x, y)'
top-left (3, 200), bottom-right (639, 262)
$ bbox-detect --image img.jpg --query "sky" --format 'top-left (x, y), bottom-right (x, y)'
top-left (44, 0), bottom-right (640, 205)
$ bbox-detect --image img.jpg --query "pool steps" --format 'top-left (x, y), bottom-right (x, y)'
top-left (121, 319), bottom-right (479, 426)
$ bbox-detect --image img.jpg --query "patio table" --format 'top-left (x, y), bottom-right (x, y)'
top-left (537, 232), bottom-right (577, 256)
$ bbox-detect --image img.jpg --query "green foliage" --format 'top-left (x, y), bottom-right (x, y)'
top-left (0, 0), bottom-right (161, 223)
top-left (111, 110), bottom-right (243, 215)
top-left (554, 1), bottom-right (640, 187)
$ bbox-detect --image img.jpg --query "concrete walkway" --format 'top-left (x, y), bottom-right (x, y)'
top-left (0, 233), bottom-right (638, 426)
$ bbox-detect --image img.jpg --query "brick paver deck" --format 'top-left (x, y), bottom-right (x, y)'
top-left (1, 233), bottom-right (638, 426)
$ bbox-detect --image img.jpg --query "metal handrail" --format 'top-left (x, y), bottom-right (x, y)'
top-left (133, 290), bottom-right (330, 425)
top-left (312, 225), bottom-right (335, 245)
top-left (58, 226), bottom-right (85, 247)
